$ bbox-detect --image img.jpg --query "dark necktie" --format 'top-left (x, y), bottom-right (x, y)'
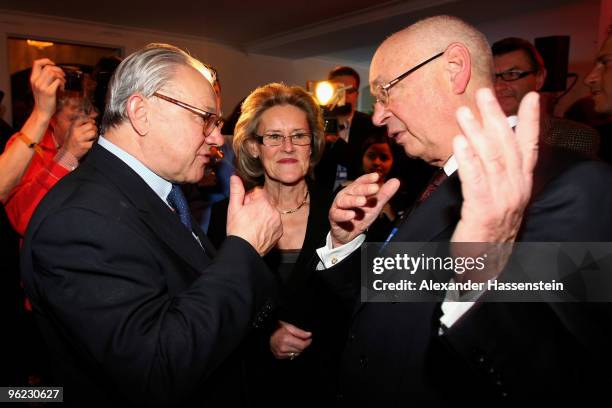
top-left (416, 169), bottom-right (448, 204)
top-left (167, 184), bottom-right (192, 231)
top-left (381, 169), bottom-right (448, 250)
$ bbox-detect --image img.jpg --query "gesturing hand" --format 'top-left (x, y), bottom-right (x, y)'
top-left (226, 175), bottom-right (282, 256)
top-left (451, 88), bottom-right (539, 245)
top-left (329, 173), bottom-right (400, 248)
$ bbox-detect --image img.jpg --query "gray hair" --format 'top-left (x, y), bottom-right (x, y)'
top-left (233, 83), bottom-right (325, 187)
top-left (101, 43), bottom-right (212, 132)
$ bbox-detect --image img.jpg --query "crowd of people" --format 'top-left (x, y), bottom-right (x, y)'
top-left (1, 13), bottom-right (611, 406)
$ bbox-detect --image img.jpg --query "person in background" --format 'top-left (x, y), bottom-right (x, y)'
top-left (357, 131), bottom-right (399, 242)
top-left (584, 27), bottom-right (612, 159)
top-left (314, 66), bottom-right (378, 192)
top-left (4, 59), bottom-right (98, 235)
top-left (0, 60), bottom-right (68, 203)
top-left (493, 37), bottom-right (600, 157)
top-left (92, 55), bottom-right (122, 124)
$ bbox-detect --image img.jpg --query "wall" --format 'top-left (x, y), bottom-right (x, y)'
top-left (0, 10), bottom-right (358, 126)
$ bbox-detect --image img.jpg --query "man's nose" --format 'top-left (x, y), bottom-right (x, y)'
top-left (372, 102), bottom-right (389, 127)
top-left (205, 125), bottom-right (224, 146)
top-left (584, 64), bottom-right (601, 88)
top-left (494, 76), bottom-right (510, 92)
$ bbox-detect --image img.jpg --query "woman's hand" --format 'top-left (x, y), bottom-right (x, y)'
top-left (270, 320), bottom-right (312, 360)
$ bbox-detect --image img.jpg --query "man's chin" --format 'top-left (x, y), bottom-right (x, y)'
top-left (401, 142), bottom-right (421, 160)
top-left (496, 97), bottom-right (518, 116)
top-left (593, 96), bottom-right (612, 115)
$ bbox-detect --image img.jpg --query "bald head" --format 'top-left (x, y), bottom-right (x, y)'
top-left (369, 15), bottom-right (495, 166)
top-left (373, 15), bottom-right (493, 89)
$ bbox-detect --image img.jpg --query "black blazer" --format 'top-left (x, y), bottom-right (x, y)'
top-left (319, 147), bottom-right (612, 405)
top-left (209, 181), bottom-right (337, 329)
top-left (208, 182), bottom-right (350, 403)
top-left (20, 144), bottom-right (276, 407)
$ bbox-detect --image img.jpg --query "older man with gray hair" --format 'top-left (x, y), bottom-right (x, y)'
top-left (20, 43), bottom-right (282, 406)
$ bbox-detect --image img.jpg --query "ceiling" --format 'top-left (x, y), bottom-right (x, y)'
top-left (0, 0), bottom-right (583, 65)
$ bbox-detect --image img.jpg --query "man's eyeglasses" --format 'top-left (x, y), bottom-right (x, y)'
top-left (255, 133), bottom-right (312, 147)
top-left (374, 51), bottom-right (445, 106)
top-left (495, 70), bottom-right (535, 82)
top-left (152, 92), bottom-right (223, 136)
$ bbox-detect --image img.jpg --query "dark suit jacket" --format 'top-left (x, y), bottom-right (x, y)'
top-left (319, 147), bottom-right (612, 405)
top-left (541, 115), bottom-right (600, 158)
top-left (20, 144), bottom-right (276, 407)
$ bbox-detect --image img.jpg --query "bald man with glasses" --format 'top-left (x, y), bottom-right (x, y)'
top-left (315, 16), bottom-right (612, 405)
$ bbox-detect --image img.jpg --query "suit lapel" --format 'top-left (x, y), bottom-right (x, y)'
top-left (85, 144), bottom-right (211, 273)
top-left (192, 219), bottom-right (217, 258)
top-left (284, 182), bottom-right (332, 295)
top-left (393, 173), bottom-right (462, 243)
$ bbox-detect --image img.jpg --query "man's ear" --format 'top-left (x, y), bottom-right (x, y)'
top-left (126, 94), bottom-right (149, 136)
top-left (535, 67), bottom-right (547, 92)
top-left (444, 42), bottom-right (472, 94)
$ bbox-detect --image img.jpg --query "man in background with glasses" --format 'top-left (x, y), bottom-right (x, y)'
top-left (315, 15), bottom-right (612, 405)
top-left (20, 43), bottom-right (282, 406)
top-left (493, 37), bottom-right (599, 157)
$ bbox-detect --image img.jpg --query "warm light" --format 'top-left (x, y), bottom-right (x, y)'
top-left (26, 39), bottom-right (54, 50)
top-left (200, 66), bottom-right (216, 85)
top-left (315, 81), bottom-right (335, 106)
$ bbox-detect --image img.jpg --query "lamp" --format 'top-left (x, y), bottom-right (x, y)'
top-left (26, 39), bottom-right (54, 50)
top-left (307, 80), bottom-right (354, 135)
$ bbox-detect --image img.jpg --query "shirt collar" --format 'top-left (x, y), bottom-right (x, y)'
top-left (97, 136), bottom-right (173, 206)
top-left (443, 156), bottom-right (458, 176)
top-left (441, 115), bottom-right (516, 176)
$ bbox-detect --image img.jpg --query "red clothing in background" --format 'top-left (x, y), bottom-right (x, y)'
top-left (4, 129), bottom-right (70, 236)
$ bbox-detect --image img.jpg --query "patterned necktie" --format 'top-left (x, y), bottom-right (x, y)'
top-left (416, 169), bottom-right (448, 204)
top-left (167, 184), bottom-right (192, 231)
top-left (380, 169), bottom-right (448, 251)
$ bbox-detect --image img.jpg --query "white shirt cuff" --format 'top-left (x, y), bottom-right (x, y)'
top-left (54, 148), bottom-right (79, 171)
top-left (316, 232), bottom-right (366, 270)
top-left (439, 279), bottom-right (488, 332)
